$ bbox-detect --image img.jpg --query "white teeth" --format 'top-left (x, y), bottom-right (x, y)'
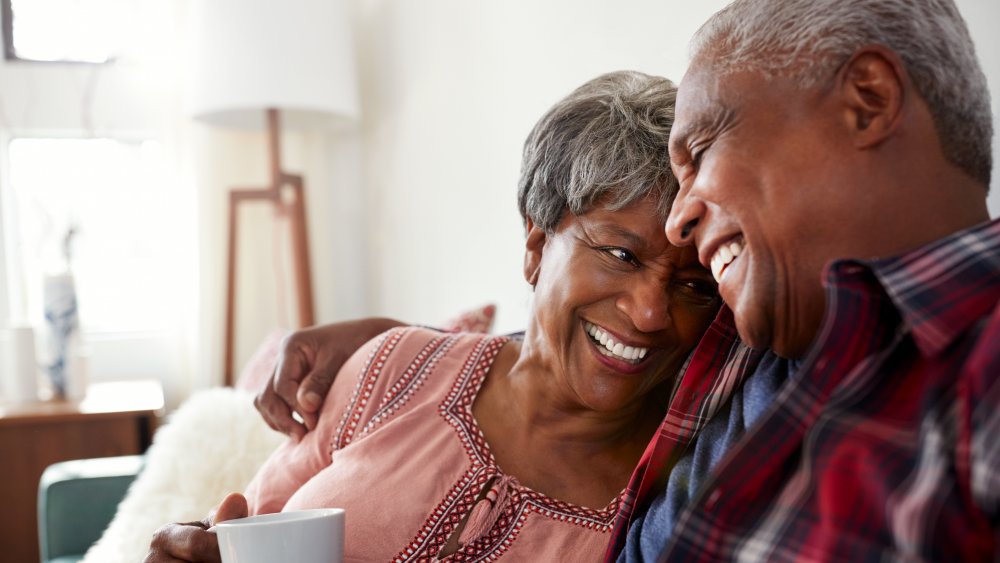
top-left (710, 237), bottom-right (745, 283)
top-left (584, 322), bottom-right (650, 364)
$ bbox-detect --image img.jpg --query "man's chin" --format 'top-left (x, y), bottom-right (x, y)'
top-left (730, 290), bottom-right (816, 359)
top-left (736, 330), bottom-right (773, 353)
top-left (757, 324), bottom-right (815, 360)
top-left (733, 312), bottom-right (774, 352)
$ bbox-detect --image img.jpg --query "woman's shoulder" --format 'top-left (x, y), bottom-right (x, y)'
top-left (325, 326), bottom-right (505, 446)
top-left (369, 325), bottom-right (503, 365)
top-left (356, 326), bottom-right (505, 391)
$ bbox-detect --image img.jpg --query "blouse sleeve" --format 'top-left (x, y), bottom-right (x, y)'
top-left (243, 328), bottom-right (406, 514)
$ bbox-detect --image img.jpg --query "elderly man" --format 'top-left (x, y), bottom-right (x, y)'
top-left (256, 0), bottom-right (998, 560)
top-left (612, 0), bottom-right (997, 560)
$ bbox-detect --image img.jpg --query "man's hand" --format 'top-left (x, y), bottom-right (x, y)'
top-left (143, 493), bottom-right (248, 563)
top-left (255, 318), bottom-right (404, 440)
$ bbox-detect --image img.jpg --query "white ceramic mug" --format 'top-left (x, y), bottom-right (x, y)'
top-left (213, 509), bottom-right (345, 563)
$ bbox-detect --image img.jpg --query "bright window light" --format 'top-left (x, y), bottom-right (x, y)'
top-left (6, 0), bottom-right (135, 63)
top-left (7, 137), bottom-right (190, 334)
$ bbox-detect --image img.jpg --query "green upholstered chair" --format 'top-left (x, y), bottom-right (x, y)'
top-left (37, 455), bottom-right (144, 563)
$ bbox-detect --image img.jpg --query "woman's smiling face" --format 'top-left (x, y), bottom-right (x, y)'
top-left (523, 195), bottom-right (720, 414)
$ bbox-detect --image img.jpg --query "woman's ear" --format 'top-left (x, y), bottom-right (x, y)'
top-left (523, 218), bottom-right (546, 287)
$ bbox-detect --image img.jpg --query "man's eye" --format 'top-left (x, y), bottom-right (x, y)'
top-left (601, 247), bottom-right (640, 266)
top-left (689, 147), bottom-right (705, 169)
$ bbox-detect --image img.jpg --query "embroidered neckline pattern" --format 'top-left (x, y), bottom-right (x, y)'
top-left (331, 327), bottom-right (455, 450)
top-left (393, 333), bottom-right (622, 562)
top-left (361, 334), bottom-right (455, 439)
top-left (332, 328), bottom-right (402, 450)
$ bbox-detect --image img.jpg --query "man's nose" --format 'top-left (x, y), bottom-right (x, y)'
top-left (665, 191), bottom-right (706, 247)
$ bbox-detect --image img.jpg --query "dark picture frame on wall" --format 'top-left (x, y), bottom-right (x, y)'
top-left (1, 0), bottom-right (15, 60)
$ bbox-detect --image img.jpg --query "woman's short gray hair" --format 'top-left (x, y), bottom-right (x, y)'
top-left (517, 71), bottom-right (678, 232)
top-left (691, 0), bottom-right (993, 186)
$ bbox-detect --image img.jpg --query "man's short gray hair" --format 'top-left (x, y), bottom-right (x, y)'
top-left (691, 0), bottom-right (993, 186)
top-left (518, 71), bottom-right (677, 232)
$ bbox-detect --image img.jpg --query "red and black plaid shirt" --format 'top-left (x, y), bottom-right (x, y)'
top-left (606, 218), bottom-right (1000, 562)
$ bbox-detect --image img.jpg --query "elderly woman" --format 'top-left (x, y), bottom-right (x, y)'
top-left (145, 70), bottom-right (719, 562)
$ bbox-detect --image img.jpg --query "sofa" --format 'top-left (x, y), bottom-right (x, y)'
top-left (38, 455), bottom-right (144, 563)
top-left (37, 305), bottom-right (497, 563)
top-left (38, 385), bottom-right (286, 563)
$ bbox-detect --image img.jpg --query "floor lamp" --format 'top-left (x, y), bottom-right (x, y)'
top-left (189, 0), bottom-right (359, 386)
top-left (221, 109), bottom-right (316, 387)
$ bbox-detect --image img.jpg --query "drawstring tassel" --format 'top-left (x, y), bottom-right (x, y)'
top-left (459, 475), bottom-right (517, 546)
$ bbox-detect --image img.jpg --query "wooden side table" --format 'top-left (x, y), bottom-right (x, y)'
top-left (0, 380), bottom-right (164, 563)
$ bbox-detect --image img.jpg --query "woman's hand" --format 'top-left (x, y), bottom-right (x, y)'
top-left (142, 493), bottom-right (248, 563)
top-left (254, 318), bottom-right (405, 440)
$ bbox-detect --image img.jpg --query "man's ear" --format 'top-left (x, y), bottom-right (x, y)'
top-left (837, 46), bottom-right (906, 148)
top-left (523, 217), bottom-right (546, 287)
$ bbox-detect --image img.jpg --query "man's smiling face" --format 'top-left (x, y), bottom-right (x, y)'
top-left (664, 61), bottom-right (850, 359)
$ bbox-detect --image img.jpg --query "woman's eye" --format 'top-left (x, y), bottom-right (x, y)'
top-left (675, 279), bottom-right (719, 303)
top-left (602, 247), bottom-right (639, 266)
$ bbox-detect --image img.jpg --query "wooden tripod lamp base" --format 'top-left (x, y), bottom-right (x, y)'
top-left (222, 108), bottom-right (315, 387)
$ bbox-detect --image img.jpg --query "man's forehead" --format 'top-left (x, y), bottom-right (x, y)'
top-left (671, 66), bottom-right (729, 147)
top-left (673, 62), bottom-right (772, 147)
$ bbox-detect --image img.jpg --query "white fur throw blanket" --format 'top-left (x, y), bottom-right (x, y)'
top-left (82, 387), bottom-right (285, 563)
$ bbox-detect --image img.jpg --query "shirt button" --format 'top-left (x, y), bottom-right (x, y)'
top-left (814, 357), bottom-right (828, 372)
top-left (705, 488), bottom-right (722, 508)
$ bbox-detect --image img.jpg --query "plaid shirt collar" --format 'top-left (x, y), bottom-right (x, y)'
top-left (867, 218), bottom-right (1000, 357)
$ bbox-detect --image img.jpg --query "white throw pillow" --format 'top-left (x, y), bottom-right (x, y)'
top-left (82, 387), bottom-right (285, 563)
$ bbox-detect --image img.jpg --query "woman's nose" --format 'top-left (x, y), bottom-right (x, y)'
top-left (618, 280), bottom-right (671, 334)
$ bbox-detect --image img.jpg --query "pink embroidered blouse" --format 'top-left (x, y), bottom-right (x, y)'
top-left (244, 327), bottom-right (621, 562)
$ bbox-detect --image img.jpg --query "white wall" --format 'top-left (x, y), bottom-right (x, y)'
top-left (352, 0), bottom-right (724, 335)
top-left (350, 0), bottom-right (1000, 336)
top-left (961, 0), bottom-right (1000, 215)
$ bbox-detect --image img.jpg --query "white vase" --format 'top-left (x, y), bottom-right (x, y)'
top-left (43, 273), bottom-right (80, 399)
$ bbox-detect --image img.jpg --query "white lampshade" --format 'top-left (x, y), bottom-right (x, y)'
top-left (189, 0), bottom-right (359, 130)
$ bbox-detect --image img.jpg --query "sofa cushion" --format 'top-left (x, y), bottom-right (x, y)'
top-left (39, 456), bottom-right (143, 562)
top-left (81, 387), bottom-right (284, 563)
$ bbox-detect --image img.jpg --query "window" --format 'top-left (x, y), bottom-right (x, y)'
top-left (3, 0), bottom-right (144, 63)
top-left (2, 136), bottom-right (196, 383)
top-left (0, 0), bottom-right (191, 400)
